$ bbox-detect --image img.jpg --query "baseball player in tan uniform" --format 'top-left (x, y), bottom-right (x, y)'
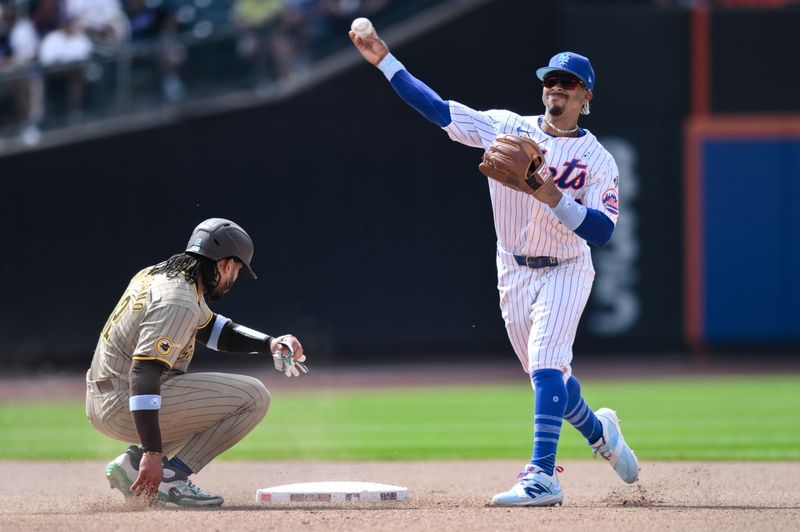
top-left (86, 218), bottom-right (308, 507)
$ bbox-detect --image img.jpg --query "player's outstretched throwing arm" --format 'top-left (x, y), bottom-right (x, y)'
top-left (349, 27), bottom-right (496, 148)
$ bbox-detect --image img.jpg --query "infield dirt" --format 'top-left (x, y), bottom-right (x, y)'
top-left (2, 364), bottom-right (799, 530)
top-left (0, 460), bottom-right (797, 531)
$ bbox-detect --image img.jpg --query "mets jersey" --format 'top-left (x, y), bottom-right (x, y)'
top-left (443, 101), bottom-right (620, 259)
top-left (88, 267), bottom-right (213, 383)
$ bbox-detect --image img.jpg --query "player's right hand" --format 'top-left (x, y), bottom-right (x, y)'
top-left (270, 334), bottom-right (308, 377)
top-left (349, 29), bottom-right (389, 66)
top-left (131, 453), bottom-right (163, 502)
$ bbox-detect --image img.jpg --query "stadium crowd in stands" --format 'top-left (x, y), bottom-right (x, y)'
top-left (0, 0), bottom-right (393, 144)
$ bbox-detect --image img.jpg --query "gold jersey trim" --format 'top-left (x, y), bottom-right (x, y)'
top-left (132, 356), bottom-right (174, 368)
top-left (198, 312), bottom-right (215, 330)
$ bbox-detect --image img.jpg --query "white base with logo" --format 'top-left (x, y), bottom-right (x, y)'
top-left (256, 481), bottom-right (408, 504)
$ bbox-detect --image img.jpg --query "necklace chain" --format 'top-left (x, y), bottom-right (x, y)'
top-left (543, 118), bottom-right (579, 134)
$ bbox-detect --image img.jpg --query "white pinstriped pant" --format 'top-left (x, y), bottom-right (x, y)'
top-left (86, 372), bottom-right (270, 472)
top-left (496, 248), bottom-right (595, 377)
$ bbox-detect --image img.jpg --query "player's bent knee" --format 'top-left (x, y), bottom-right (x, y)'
top-left (255, 382), bottom-right (271, 420)
top-left (235, 374), bottom-right (271, 419)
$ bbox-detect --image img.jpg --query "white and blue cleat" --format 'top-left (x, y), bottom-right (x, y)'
top-left (592, 407), bottom-right (640, 484)
top-left (491, 464), bottom-right (564, 507)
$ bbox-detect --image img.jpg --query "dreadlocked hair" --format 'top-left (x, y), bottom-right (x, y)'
top-left (149, 252), bottom-right (220, 294)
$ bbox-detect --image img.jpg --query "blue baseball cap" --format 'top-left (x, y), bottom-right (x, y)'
top-left (536, 51), bottom-right (595, 92)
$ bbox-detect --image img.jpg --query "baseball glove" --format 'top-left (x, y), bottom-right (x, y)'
top-left (478, 134), bottom-right (549, 197)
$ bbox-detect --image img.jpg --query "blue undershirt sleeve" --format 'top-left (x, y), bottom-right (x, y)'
top-left (389, 70), bottom-right (451, 127)
top-left (574, 208), bottom-right (615, 247)
top-left (377, 54), bottom-right (451, 127)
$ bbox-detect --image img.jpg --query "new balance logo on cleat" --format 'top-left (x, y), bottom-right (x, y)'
top-left (491, 465), bottom-right (564, 507)
top-left (523, 483), bottom-right (550, 498)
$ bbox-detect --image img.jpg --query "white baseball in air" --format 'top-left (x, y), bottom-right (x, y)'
top-left (351, 17), bottom-right (373, 38)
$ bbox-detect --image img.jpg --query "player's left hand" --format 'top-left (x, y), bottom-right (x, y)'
top-left (479, 134), bottom-right (562, 207)
top-left (270, 334), bottom-right (308, 377)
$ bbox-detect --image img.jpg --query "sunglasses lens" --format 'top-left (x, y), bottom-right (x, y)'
top-left (544, 76), bottom-right (580, 90)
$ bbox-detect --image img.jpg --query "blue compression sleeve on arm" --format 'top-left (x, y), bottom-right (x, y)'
top-left (574, 208), bottom-right (614, 247)
top-left (390, 70), bottom-right (452, 127)
top-left (377, 54), bottom-right (451, 127)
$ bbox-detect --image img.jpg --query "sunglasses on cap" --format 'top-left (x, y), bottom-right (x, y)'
top-left (542, 75), bottom-right (584, 90)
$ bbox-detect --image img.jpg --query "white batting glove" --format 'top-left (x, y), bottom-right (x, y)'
top-left (271, 341), bottom-right (308, 377)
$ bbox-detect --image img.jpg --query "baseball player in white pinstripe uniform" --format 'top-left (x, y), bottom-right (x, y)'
top-left (87, 218), bottom-right (308, 507)
top-left (351, 28), bottom-right (639, 506)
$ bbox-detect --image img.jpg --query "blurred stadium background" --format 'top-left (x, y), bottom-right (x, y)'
top-left (1, 0), bottom-right (799, 373)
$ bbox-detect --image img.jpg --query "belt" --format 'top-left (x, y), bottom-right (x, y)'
top-left (513, 255), bottom-right (559, 269)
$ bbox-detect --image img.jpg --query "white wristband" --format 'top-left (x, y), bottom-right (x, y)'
top-left (550, 194), bottom-right (587, 231)
top-left (129, 394), bottom-right (161, 411)
top-left (377, 53), bottom-right (405, 81)
top-left (207, 314), bottom-right (231, 351)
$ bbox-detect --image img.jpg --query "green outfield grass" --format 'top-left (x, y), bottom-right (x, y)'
top-left (0, 376), bottom-right (798, 461)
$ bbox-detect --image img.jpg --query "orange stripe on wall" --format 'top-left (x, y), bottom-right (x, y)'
top-left (687, 114), bottom-right (800, 137)
top-left (683, 118), bottom-right (704, 356)
top-left (686, 6), bottom-right (711, 362)
top-left (683, 118), bottom-right (705, 355)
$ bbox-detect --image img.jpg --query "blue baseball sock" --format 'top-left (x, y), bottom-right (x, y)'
top-left (530, 369), bottom-right (567, 476)
top-left (564, 375), bottom-right (603, 444)
top-left (168, 456), bottom-right (193, 475)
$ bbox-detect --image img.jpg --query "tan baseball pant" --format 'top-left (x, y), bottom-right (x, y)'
top-left (86, 372), bottom-right (270, 472)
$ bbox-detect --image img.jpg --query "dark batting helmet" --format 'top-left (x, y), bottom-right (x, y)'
top-left (186, 218), bottom-right (257, 279)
